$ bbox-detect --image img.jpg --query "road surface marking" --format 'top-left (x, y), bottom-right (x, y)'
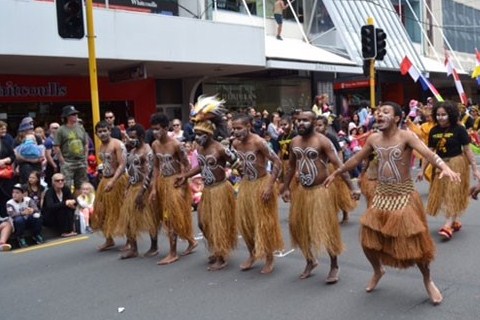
top-left (13, 236), bottom-right (89, 254)
top-left (274, 249), bottom-right (295, 258)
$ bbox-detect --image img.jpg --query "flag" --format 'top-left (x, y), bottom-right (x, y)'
top-left (400, 56), bottom-right (420, 81)
top-left (445, 54), bottom-right (468, 104)
top-left (400, 56), bottom-right (444, 102)
top-left (472, 48), bottom-right (480, 86)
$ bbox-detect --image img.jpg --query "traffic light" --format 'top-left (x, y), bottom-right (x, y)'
top-left (375, 28), bottom-right (387, 61)
top-left (56, 0), bottom-right (85, 39)
top-left (361, 25), bottom-right (376, 59)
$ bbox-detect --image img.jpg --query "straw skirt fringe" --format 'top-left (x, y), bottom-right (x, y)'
top-left (289, 184), bottom-right (343, 260)
top-left (328, 164), bottom-right (357, 213)
top-left (237, 175), bottom-right (284, 258)
top-left (200, 181), bottom-right (237, 257)
top-left (114, 183), bottom-right (156, 238)
top-left (156, 175), bottom-right (194, 241)
top-left (361, 180), bottom-right (435, 269)
top-left (91, 174), bottom-right (128, 238)
top-left (359, 173), bottom-right (378, 207)
top-left (427, 154), bottom-right (469, 218)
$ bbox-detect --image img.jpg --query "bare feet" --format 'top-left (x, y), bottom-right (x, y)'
top-left (207, 255), bottom-right (216, 264)
top-left (340, 211), bottom-right (349, 224)
top-left (97, 239), bottom-right (115, 252)
top-left (260, 263), bottom-right (274, 274)
top-left (208, 259), bottom-right (227, 271)
top-left (425, 281), bottom-right (443, 305)
top-left (181, 240), bottom-right (198, 256)
top-left (240, 256), bottom-right (256, 271)
top-left (299, 260), bottom-right (318, 279)
top-left (120, 243), bottom-right (131, 252)
top-left (366, 268), bottom-right (385, 292)
top-left (120, 250), bottom-right (138, 260)
top-left (157, 254), bottom-right (179, 265)
top-left (325, 267), bottom-right (340, 284)
top-left (143, 248), bottom-right (159, 257)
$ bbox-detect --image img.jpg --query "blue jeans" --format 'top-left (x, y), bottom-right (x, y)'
top-left (13, 216), bottom-right (42, 237)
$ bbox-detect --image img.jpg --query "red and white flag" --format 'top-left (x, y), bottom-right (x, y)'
top-left (400, 56), bottom-right (444, 102)
top-left (445, 54), bottom-right (468, 105)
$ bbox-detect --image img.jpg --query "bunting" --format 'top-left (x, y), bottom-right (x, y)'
top-left (400, 56), bottom-right (444, 102)
top-left (445, 54), bottom-right (468, 104)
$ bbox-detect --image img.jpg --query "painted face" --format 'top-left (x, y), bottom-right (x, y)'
top-left (151, 124), bottom-right (167, 140)
top-left (296, 113), bottom-right (314, 136)
top-left (194, 131), bottom-right (209, 147)
top-left (376, 105), bottom-right (395, 131)
top-left (127, 131), bottom-right (139, 149)
top-left (435, 107), bottom-right (449, 126)
top-left (96, 127), bottom-right (110, 142)
top-left (231, 120), bottom-right (249, 141)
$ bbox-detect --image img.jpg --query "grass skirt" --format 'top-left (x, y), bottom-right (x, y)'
top-left (156, 175), bottom-right (194, 241)
top-left (289, 184), bottom-right (343, 260)
top-left (361, 180), bottom-right (435, 269)
top-left (91, 174), bottom-right (128, 238)
top-left (427, 154), bottom-right (470, 218)
top-left (114, 184), bottom-right (156, 239)
top-left (237, 175), bottom-right (284, 258)
top-left (359, 159), bottom-right (378, 207)
top-left (200, 181), bottom-right (237, 257)
top-left (328, 164), bottom-right (357, 213)
top-left (359, 173), bottom-right (378, 208)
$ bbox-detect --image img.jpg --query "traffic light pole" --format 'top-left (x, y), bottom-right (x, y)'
top-left (367, 17), bottom-right (376, 109)
top-left (85, 0), bottom-right (101, 155)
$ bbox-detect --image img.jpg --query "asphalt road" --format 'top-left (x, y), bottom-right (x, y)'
top-left (1, 179), bottom-right (480, 320)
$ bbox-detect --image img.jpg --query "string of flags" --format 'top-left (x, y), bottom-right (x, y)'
top-left (400, 56), bottom-right (444, 102)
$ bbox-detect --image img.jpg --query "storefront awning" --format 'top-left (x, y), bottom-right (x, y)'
top-left (265, 37), bottom-right (362, 74)
top-left (323, 0), bottom-right (426, 72)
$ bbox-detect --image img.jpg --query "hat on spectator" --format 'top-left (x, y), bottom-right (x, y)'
top-left (348, 122), bottom-right (357, 133)
top-left (61, 105), bottom-right (80, 118)
top-left (12, 183), bottom-right (25, 193)
top-left (18, 117), bottom-right (34, 133)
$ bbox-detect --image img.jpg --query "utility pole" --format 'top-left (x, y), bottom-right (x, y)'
top-left (85, 0), bottom-right (101, 154)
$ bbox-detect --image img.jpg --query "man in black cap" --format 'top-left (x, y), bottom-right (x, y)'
top-left (54, 105), bottom-right (89, 195)
top-left (6, 183), bottom-right (43, 248)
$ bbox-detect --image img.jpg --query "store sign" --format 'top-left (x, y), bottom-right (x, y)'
top-left (0, 81), bottom-right (67, 98)
top-left (216, 84), bottom-right (256, 109)
top-left (94, 0), bottom-right (179, 14)
top-left (333, 80), bottom-right (371, 90)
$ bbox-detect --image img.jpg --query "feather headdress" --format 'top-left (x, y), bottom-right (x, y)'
top-left (191, 95), bottom-right (226, 122)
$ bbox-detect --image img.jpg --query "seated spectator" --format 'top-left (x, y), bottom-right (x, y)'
top-left (76, 182), bottom-right (95, 234)
top-left (0, 216), bottom-right (13, 251)
top-left (6, 183), bottom-right (43, 248)
top-left (42, 173), bottom-right (77, 237)
top-left (23, 171), bottom-right (45, 210)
